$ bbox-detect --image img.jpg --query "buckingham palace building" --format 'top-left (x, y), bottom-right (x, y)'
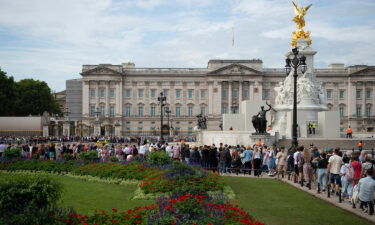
top-left (65, 59), bottom-right (375, 137)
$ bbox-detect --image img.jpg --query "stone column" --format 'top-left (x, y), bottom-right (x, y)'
top-left (228, 82), bottom-right (232, 114)
top-left (116, 80), bottom-right (122, 116)
top-left (215, 81), bottom-right (222, 115)
top-left (82, 81), bottom-right (90, 116)
top-left (105, 81), bottom-right (110, 117)
top-left (249, 82), bottom-right (254, 101)
top-left (63, 122), bottom-right (70, 137)
top-left (96, 81), bottom-right (100, 108)
top-left (239, 81), bottom-right (243, 104)
top-left (347, 80), bottom-right (356, 118)
top-left (208, 81), bottom-right (214, 114)
top-left (362, 83), bottom-right (366, 116)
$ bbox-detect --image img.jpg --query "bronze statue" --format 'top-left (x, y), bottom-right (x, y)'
top-left (196, 114), bottom-right (207, 130)
top-left (252, 102), bottom-right (272, 134)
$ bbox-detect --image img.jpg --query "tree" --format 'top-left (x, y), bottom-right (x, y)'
top-left (0, 68), bottom-right (16, 116)
top-left (14, 79), bottom-right (62, 116)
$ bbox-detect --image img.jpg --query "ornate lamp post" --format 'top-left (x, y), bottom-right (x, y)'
top-left (157, 92), bottom-right (167, 143)
top-left (165, 108), bottom-right (171, 135)
top-left (284, 47), bottom-right (307, 148)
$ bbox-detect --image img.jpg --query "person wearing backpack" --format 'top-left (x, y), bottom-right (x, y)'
top-left (351, 153), bottom-right (363, 185)
top-left (340, 156), bottom-right (354, 200)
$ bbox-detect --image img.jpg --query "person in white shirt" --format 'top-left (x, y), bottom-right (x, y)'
top-left (165, 143), bottom-right (173, 158)
top-left (0, 142), bottom-right (6, 158)
top-left (340, 156), bottom-right (353, 200)
top-left (327, 148), bottom-right (343, 195)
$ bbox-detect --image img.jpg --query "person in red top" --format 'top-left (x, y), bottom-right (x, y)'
top-left (346, 126), bottom-right (352, 139)
top-left (351, 152), bottom-right (363, 185)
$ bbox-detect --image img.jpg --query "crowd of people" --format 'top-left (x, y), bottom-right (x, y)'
top-left (0, 137), bottom-right (375, 216)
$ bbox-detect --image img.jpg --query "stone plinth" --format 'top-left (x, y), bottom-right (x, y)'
top-left (197, 130), bottom-right (277, 146)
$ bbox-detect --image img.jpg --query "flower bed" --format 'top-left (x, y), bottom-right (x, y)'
top-left (0, 159), bottom-right (225, 195)
top-left (52, 194), bottom-right (264, 225)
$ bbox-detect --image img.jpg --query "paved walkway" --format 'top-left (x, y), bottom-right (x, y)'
top-left (222, 173), bottom-right (375, 224)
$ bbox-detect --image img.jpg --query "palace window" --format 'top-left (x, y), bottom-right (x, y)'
top-left (125, 89), bottom-right (132, 98)
top-left (99, 89), bottom-right (105, 98)
top-left (232, 90), bottom-right (238, 99)
top-left (222, 90), bottom-right (227, 98)
top-left (89, 105), bottom-right (95, 116)
top-left (109, 106), bottom-right (115, 117)
top-left (163, 89), bottom-right (169, 97)
top-left (110, 89), bottom-right (115, 98)
top-left (188, 89), bottom-right (193, 99)
top-left (326, 90), bottom-right (332, 99)
top-left (243, 90), bottom-right (249, 98)
top-left (188, 106), bottom-right (193, 117)
top-left (339, 90), bottom-right (344, 99)
top-left (188, 127), bottom-right (193, 133)
top-left (200, 106), bottom-right (206, 116)
top-left (175, 106), bottom-right (181, 117)
top-left (263, 90), bottom-right (270, 100)
top-left (339, 106), bottom-right (344, 117)
top-left (366, 89), bottom-right (372, 99)
top-left (221, 106), bottom-right (227, 114)
top-left (356, 90), bottom-right (361, 99)
top-left (176, 89), bottom-right (181, 98)
top-left (356, 105), bottom-right (362, 117)
top-left (138, 106), bottom-right (144, 116)
top-left (150, 89), bottom-right (156, 98)
top-left (200, 90), bottom-right (206, 98)
top-left (151, 106), bottom-right (156, 117)
top-left (366, 105), bottom-right (372, 117)
top-left (125, 105), bottom-right (131, 116)
top-left (138, 89), bottom-right (144, 98)
top-left (90, 89), bottom-right (96, 98)
top-left (99, 105), bottom-right (105, 116)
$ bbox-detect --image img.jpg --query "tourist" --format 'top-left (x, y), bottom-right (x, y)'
top-left (317, 152), bottom-right (328, 192)
top-left (362, 155), bottom-right (373, 178)
top-left (358, 141), bottom-right (363, 152)
top-left (359, 151), bottom-right (366, 164)
top-left (182, 144), bottom-right (191, 164)
top-left (302, 147), bottom-right (312, 188)
top-left (276, 147), bottom-right (287, 178)
top-left (252, 146), bottom-right (262, 177)
top-left (201, 145), bottom-right (209, 168)
top-left (172, 143), bottom-right (181, 161)
top-left (190, 147), bottom-right (201, 165)
top-left (340, 156), bottom-right (354, 200)
top-left (327, 148), bottom-right (343, 195)
top-left (243, 146), bottom-right (253, 175)
top-left (165, 143), bottom-right (173, 158)
top-left (219, 147), bottom-right (227, 174)
top-left (267, 147), bottom-right (276, 176)
top-left (230, 149), bottom-right (242, 175)
top-left (358, 169), bottom-right (375, 215)
top-left (0, 141), bottom-right (6, 158)
top-left (351, 153), bottom-right (362, 185)
top-left (293, 146), bottom-right (303, 184)
top-left (347, 126), bottom-right (353, 139)
top-left (208, 146), bottom-right (218, 171)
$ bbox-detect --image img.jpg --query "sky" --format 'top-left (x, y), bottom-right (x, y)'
top-left (1, 0), bottom-right (375, 92)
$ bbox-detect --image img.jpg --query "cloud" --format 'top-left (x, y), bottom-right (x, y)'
top-left (0, 0), bottom-right (375, 91)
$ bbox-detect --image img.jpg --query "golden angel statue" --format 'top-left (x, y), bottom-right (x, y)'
top-left (292, 1), bottom-right (312, 30)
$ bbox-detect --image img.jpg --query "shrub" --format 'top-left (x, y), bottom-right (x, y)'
top-left (146, 151), bottom-right (171, 166)
top-left (0, 173), bottom-right (64, 225)
top-left (62, 153), bottom-right (74, 161)
top-left (3, 147), bottom-right (21, 159)
top-left (77, 150), bottom-right (98, 162)
top-left (110, 156), bottom-right (119, 162)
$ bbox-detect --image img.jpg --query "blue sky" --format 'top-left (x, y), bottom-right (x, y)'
top-left (0, 0), bottom-right (375, 91)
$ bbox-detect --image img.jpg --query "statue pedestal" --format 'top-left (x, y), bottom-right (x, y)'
top-left (197, 130), bottom-right (277, 147)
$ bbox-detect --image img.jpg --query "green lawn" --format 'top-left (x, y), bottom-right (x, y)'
top-left (1, 172), bottom-right (371, 225)
top-left (56, 176), bottom-right (153, 214)
top-left (224, 176), bottom-right (371, 225)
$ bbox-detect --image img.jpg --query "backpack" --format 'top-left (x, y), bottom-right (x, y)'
top-left (345, 165), bottom-right (354, 181)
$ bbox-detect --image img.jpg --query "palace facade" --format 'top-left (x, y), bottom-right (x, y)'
top-left (65, 59), bottom-right (375, 137)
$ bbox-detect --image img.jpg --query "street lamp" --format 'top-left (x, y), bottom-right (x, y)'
top-left (157, 92), bottom-right (167, 144)
top-left (165, 108), bottom-right (171, 136)
top-left (285, 47), bottom-right (307, 148)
